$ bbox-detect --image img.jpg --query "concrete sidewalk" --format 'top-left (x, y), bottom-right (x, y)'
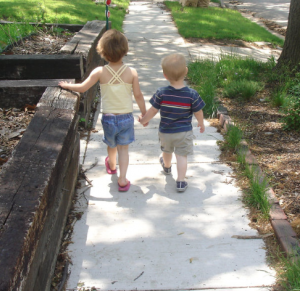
top-left (223, 0), bottom-right (290, 28)
top-left (65, 2), bottom-right (278, 290)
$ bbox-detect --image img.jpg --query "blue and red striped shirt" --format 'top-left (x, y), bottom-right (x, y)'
top-left (150, 85), bottom-right (205, 133)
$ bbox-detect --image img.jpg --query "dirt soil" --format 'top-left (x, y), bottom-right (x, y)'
top-left (2, 28), bottom-right (74, 55)
top-left (217, 90), bottom-right (300, 231)
top-left (0, 29), bottom-right (74, 172)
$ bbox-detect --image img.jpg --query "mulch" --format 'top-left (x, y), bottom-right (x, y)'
top-left (217, 90), bottom-right (300, 234)
top-left (0, 29), bottom-right (74, 173)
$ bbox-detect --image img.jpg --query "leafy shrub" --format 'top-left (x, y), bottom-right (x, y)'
top-left (282, 93), bottom-right (300, 131)
top-left (224, 125), bottom-right (243, 150)
top-left (271, 90), bottom-right (287, 108)
top-left (243, 164), bottom-right (270, 217)
top-left (223, 79), bottom-right (262, 100)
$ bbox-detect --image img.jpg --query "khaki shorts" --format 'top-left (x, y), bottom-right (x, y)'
top-left (158, 130), bottom-right (194, 156)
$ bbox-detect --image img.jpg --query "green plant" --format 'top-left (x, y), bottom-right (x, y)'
top-left (242, 163), bottom-right (270, 217)
top-left (224, 125), bottom-right (243, 150)
top-left (0, 22), bottom-right (38, 52)
top-left (51, 26), bottom-right (64, 35)
top-left (279, 250), bottom-right (300, 290)
top-left (223, 79), bottom-right (262, 100)
top-left (271, 90), bottom-right (287, 108)
top-left (37, 2), bottom-right (46, 22)
top-left (237, 148), bottom-right (247, 167)
top-left (188, 59), bottom-right (218, 118)
top-left (249, 173), bottom-right (270, 217)
top-left (282, 94), bottom-right (300, 131)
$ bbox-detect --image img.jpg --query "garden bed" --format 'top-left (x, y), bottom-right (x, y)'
top-left (0, 29), bottom-right (75, 173)
top-left (0, 20), bottom-right (107, 291)
top-left (218, 90), bottom-right (300, 233)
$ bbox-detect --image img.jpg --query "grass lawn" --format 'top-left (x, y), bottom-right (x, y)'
top-left (0, 0), bottom-right (130, 31)
top-left (164, 1), bottom-right (284, 46)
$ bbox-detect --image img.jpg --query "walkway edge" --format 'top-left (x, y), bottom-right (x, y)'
top-left (218, 108), bottom-right (300, 259)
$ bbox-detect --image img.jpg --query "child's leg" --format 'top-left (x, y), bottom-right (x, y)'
top-left (175, 154), bottom-right (187, 181)
top-left (107, 146), bottom-right (117, 170)
top-left (162, 152), bottom-right (172, 168)
top-left (117, 144), bottom-right (129, 187)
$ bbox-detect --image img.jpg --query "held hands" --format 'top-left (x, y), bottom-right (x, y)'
top-left (138, 114), bottom-right (149, 127)
top-left (198, 122), bottom-right (205, 133)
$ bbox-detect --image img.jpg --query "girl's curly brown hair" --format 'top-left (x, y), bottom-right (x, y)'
top-left (97, 29), bottom-right (128, 62)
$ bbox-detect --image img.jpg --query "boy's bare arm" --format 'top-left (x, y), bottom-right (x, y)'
top-left (139, 106), bottom-right (159, 125)
top-left (132, 68), bottom-right (146, 115)
top-left (194, 110), bottom-right (205, 133)
top-left (58, 67), bottom-right (101, 93)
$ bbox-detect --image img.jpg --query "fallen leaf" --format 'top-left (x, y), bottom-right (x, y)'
top-left (0, 157), bottom-right (8, 165)
top-left (24, 104), bottom-right (36, 111)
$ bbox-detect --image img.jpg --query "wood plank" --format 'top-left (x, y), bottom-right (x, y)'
top-left (38, 86), bottom-right (80, 110)
top-left (0, 79), bottom-right (72, 87)
top-left (0, 79), bottom-right (74, 108)
top-left (271, 219), bottom-right (300, 256)
top-left (0, 88), bottom-right (79, 290)
top-left (0, 55), bottom-right (83, 80)
top-left (0, 21), bottom-right (84, 32)
top-left (270, 203), bottom-right (288, 220)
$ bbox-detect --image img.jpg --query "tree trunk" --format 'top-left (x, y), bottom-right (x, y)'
top-left (276, 0), bottom-right (300, 70)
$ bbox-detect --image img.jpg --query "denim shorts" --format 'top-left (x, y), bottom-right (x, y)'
top-left (101, 113), bottom-right (134, 148)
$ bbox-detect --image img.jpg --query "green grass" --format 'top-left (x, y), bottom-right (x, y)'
top-left (0, 0), bottom-right (130, 31)
top-left (224, 125), bottom-right (243, 150)
top-left (164, 1), bottom-right (284, 46)
top-left (271, 90), bottom-right (287, 107)
top-left (0, 23), bottom-right (38, 51)
top-left (188, 59), bottom-right (218, 117)
top-left (187, 54), bottom-right (273, 117)
top-left (237, 151), bottom-right (271, 217)
top-left (223, 79), bottom-right (263, 100)
top-left (279, 254), bottom-right (300, 290)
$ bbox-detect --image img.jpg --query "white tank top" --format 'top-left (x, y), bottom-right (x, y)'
top-left (100, 64), bottom-right (133, 113)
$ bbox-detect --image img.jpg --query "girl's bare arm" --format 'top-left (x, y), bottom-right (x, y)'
top-left (131, 68), bottom-right (146, 115)
top-left (58, 67), bottom-right (102, 93)
top-left (139, 106), bottom-right (159, 125)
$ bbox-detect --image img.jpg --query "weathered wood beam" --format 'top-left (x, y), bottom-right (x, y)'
top-left (0, 87), bottom-right (80, 291)
top-left (0, 79), bottom-right (74, 108)
top-left (0, 21), bottom-right (84, 32)
top-left (0, 55), bottom-right (84, 80)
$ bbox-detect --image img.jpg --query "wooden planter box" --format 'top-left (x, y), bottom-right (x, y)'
top-left (0, 20), bottom-right (108, 291)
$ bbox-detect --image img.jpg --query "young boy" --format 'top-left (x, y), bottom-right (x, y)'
top-left (138, 53), bottom-right (205, 192)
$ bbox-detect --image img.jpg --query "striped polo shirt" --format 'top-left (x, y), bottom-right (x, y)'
top-left (150, 85), bottom-right (205, 134)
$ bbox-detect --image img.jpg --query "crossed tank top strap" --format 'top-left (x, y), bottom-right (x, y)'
top-left (105, 64), bottom-right (128, 85)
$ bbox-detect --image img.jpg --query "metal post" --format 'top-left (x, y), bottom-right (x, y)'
top-left (106, 0), bottom-right (111, 30)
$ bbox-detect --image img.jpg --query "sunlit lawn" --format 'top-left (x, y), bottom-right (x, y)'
top-left (164, 1), bottom-right (284, 46)
top-left (0, 0), bottom-right (130, 31)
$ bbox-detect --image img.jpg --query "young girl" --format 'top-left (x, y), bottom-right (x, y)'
top-left (59, 29), bottom-right (146, 192)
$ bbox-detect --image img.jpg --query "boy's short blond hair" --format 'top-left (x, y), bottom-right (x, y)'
top-left (97, 29), bottom-right (128, 62)
top-left (161, 53), bottom-right (187, 81)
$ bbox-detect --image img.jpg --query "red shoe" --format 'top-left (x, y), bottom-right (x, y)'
top-left (118, 181), bottom-right (131, 192)
top-left (105, 156), bottom-right (117, 174)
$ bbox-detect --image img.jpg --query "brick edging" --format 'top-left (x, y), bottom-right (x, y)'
top-left (217, 108), bottom-right (300, 258)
